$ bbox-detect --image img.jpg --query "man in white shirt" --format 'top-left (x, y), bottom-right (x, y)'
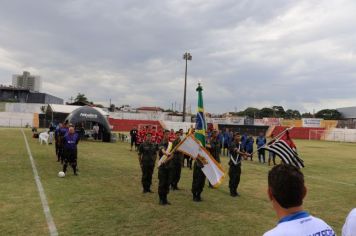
top-left (93, 123), bottom-right (99, 140)
top-left (264, 164), bottom-right (335, 236)
top-left (343, 208), bottom-right (356, 236)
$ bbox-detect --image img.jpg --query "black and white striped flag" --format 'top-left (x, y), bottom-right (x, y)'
top-left (263, 131), bottom-right (304, 168)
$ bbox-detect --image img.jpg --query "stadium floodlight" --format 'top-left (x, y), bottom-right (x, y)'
top-left (182, 52), bottom-right (192, 122)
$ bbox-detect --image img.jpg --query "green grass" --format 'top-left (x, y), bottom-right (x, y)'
top-left (0, 128), bottom-right (355, 235)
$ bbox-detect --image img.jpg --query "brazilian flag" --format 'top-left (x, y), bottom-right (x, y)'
top-left (195, 83), bottom-right (206, 147)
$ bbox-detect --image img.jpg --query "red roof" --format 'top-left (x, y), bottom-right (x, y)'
top-left (136, 107), bottom-right (163, 112)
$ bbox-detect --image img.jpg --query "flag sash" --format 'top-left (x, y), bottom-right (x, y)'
top-left (157, 142), bottom-right (173, 167)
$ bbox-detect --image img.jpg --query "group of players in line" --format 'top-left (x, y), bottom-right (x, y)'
top-left (131, 125), bottom-right (280, 205)
top-left (52, 122), bottom-right (80, 176)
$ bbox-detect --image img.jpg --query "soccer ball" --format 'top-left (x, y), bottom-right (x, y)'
top-left (58, 171), bottom-right (65, 178)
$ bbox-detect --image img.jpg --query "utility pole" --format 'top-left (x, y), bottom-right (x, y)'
top-left (182, 52), bottom-right (192, 122)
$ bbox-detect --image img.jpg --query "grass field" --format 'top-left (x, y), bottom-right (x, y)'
top-left (1, 128), bottom-right (355, 235)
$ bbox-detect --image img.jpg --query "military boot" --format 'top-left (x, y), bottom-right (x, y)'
top-left (159, 194), bottom-right (164, 205)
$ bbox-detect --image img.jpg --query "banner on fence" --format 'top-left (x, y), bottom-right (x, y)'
top-left (254, 118), bottom-right (282, 126)
top-left (302, 118), bottom-right (322, 128)
top-left (208, 117), bottom-right (244, 125)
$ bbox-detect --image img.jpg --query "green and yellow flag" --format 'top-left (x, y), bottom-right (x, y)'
top-left (195, 83), bottom-right (206, 147)
top-left (174, 82), bottom-right (225, 187)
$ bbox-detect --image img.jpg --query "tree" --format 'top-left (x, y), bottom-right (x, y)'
top-left (272, 106), bottom-right (286, 118)
top-left (95, 104), bottom-right (104, 108)
top-left (242, 107), bottom-right (260, 118)
top-left (285, 109), bottom-right (302, 119)
top-left (315, 109), bottom-right (342, 120)
top-left (301, 112), bottom-right (314, 118)
top-left (260, 107), bottom-right (274, 118)
top-left (74, 93), bottom-right (89, 103)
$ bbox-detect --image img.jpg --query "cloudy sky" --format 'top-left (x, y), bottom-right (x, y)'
top-left (0, 0), bottom-right (356, 113)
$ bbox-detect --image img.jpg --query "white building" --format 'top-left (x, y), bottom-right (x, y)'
top-left (12, 71), bottom-right (42, 92)
top-left (337, 106), bottom-right (356, 129)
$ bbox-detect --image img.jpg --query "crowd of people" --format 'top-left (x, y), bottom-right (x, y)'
top-left (130, 125), bottom-right (356, 235)
top-left (33, 122), bottom-right (353, 235)
top-left (27, 119), bottom-right (356, 235)
top-left (131, 125), bottom-right (255, 205)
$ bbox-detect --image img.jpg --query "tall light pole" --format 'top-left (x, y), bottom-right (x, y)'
top-left (183, 52), bottom-right (192, 122)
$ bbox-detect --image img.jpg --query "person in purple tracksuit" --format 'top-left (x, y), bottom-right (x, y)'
top-left (62, 126), bottom-right (80, 175)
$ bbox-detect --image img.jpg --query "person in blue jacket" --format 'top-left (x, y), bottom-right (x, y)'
top-left (245, 135), bottom-right (254, 161)
top-left (256, 132), bottom-right (267, 163)
top-left (222, 128), bottom-right (231, 156)
top-left (240, 133), bottom-right (248, 151)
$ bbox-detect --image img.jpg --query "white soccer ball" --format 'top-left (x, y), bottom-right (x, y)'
top-left (58, 171), bottom-right (65, 178)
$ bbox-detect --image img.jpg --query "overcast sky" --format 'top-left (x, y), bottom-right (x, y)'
top-left (0, 0), bottom-right (356, 113)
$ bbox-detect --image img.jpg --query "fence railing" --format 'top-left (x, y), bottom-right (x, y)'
top-left (309, 129), bottom-right (356, 142)
top-left (0, 118), bottom-right (32, 127)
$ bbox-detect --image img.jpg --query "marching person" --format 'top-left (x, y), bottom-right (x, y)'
top-left (264, 164), bottom-right (335, 236)
top-left (256, 132), bottom-right (267, 163)
top-left (229, 133), bottom-right (250, 197)
top-left (169, 131), bottom-right (183, 190)
top-left (129, 126), bottom-right (138, 151)
top-left (138, 133), bottom-right (157, 193)
top-left (157, 130), bottom-right (172, 205)
top-left (62, 125), bottom-right (80, 176)
top-left (180, 128), bottom-right (190, 169)
top-left (192, 158), bottom-right (205, 202)
top-left (207, 130), bottom-right (221, 188)
top-left (191, 128), bottom-right (205, 202)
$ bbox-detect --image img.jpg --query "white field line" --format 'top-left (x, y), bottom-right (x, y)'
top-left (21, 129), bottom-right (58, 236)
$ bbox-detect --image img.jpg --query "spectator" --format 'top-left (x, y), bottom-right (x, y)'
top-left (222, 128), bottom-right (231, 156)
top-left (245, 135), bottom-right (254, 161)
top-left (264, 164), bottom-right (335, 236)
top-left (93, 123), bottom-right (99, 140)
top-left (240, 133), bottom-right (248, 151)
top-left (256, 132), bottom-right (267, 163)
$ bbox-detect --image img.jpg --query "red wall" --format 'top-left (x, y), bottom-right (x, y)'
top-left (272, 126), bottom-right (325, 139)
top-left (109, 118), bottom-right (162, 132)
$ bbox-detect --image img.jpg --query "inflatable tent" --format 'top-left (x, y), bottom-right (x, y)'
top-left (65, 106), bottom-right (111, 142)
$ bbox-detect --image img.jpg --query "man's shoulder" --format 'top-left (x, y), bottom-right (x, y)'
top-left (343, 208), bottom-right (356, 236)
top-left (263, 227), bottom-right (278, 236)
top-left (263, 215), bottom-right (335, 236)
